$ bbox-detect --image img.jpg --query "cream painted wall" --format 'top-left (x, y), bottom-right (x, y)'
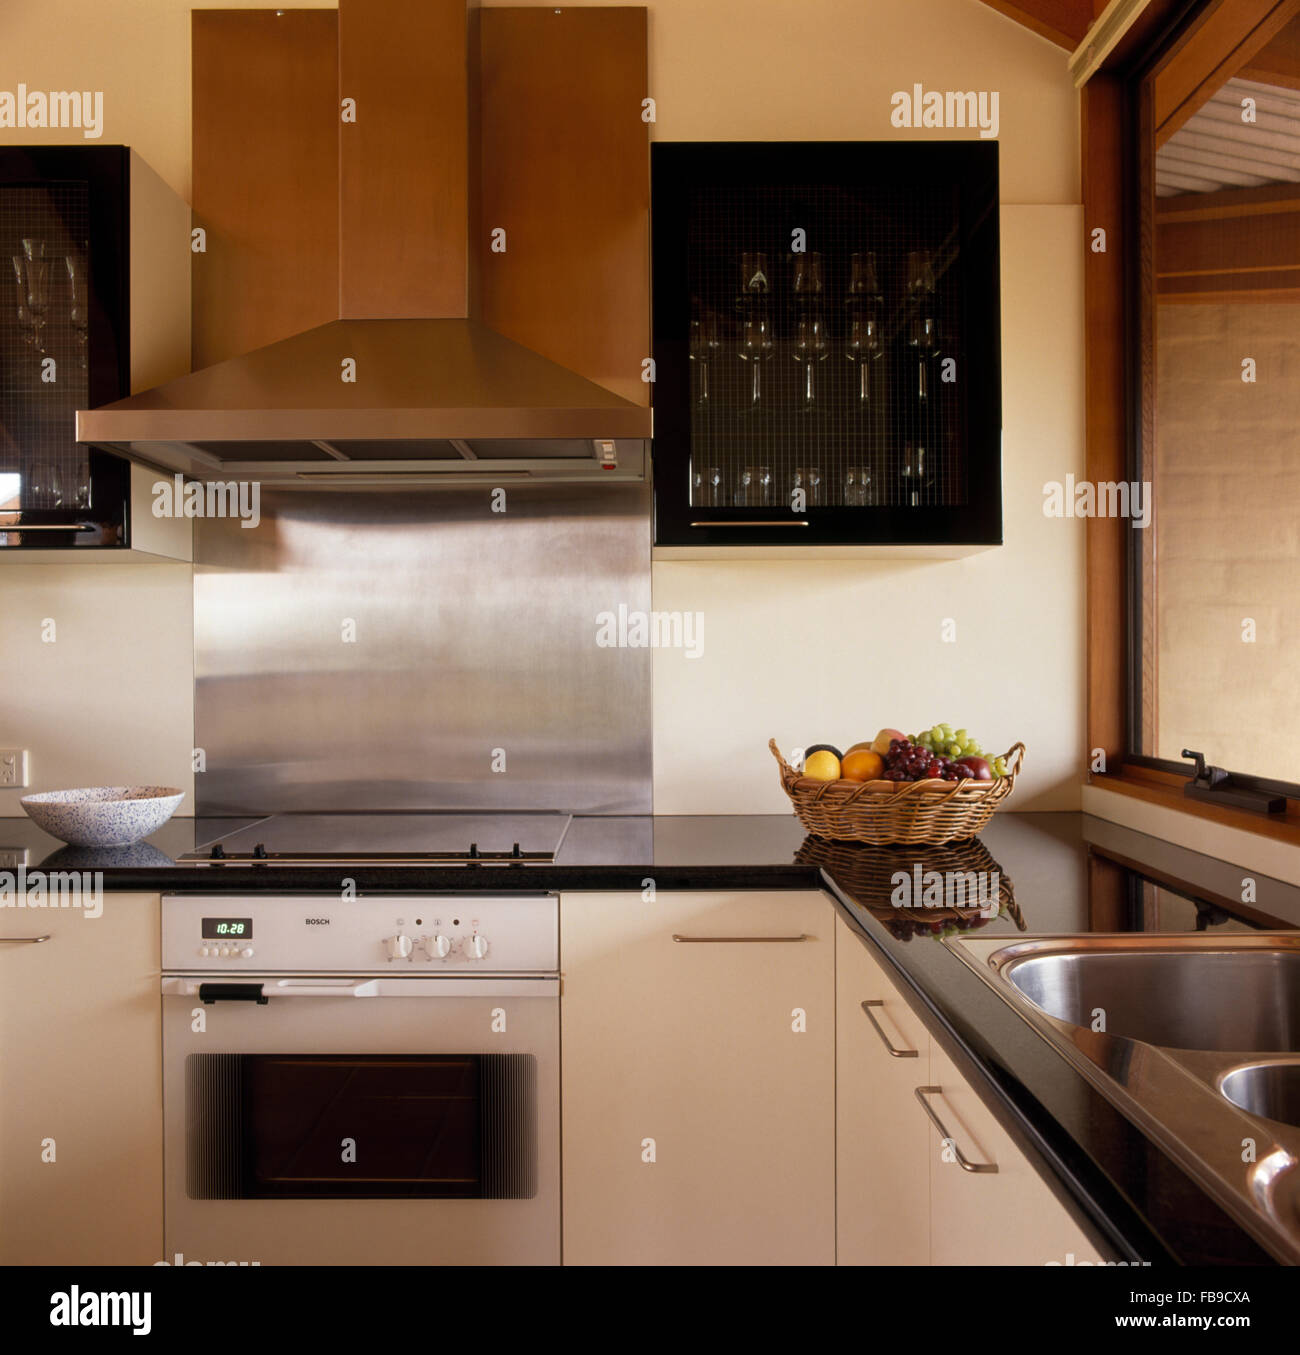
top-left (0, 1), bottom-right (327, 200)
top-left (0, 564), bottom-right (195, 815)
top-left (654, 206), bottom-right (1086, 813)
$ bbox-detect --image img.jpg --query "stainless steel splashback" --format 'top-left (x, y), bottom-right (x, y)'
top-left (193, 482), bottom-right (651, 815)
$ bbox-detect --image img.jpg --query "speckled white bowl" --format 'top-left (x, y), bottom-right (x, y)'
top-left (20, 786), bottom-right (184, 847)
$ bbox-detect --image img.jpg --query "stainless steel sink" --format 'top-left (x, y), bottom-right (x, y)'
top-left (949, 932), bottom-right (1300, 1264)
top-left (1221, 1060), bottom-right (1300, 1127)
top-left (1003, 947), bottom-right (1300, 1052)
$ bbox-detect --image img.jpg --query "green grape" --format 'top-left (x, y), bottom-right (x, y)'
top-left (966, 740), bottom-right (983, 756)
top-left (993, 756), bottom-right (1008, 777)
top-left (954, 730), bottom-right (969, 745)
top-left (929, 725), bottom-right (945, 744)
top-left (945, 741), bottom-right (962, 757)
top-left (939, 723), bottom-right (954, 737)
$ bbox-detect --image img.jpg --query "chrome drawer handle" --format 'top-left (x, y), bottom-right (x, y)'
top-left (0, 522), bottom-right (96, 532)
top-left (861, 1000), bottom-right (918, 1058)
top-left (914, 1085), bottom-right (998, 1173)
top-left (0, 935), bottom-right (51, 944)
top-left (672, 933), bottom-right (808, 943)
top-left (688, 520), bottom-right (810, 528)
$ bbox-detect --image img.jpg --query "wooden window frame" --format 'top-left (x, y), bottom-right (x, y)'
top-left (1084, 0), bottom-right (1300, 843)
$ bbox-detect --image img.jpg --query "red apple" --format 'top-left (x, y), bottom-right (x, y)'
top-left (956, 756), bottom-right (993, 781)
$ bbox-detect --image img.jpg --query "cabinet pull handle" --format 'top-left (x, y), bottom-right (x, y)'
top-left (671, 933), bottom-right (808, 943)
top-left (0, 935), bottom-right (51, 944)
top-left (0, 522), bottom-right (95, 533)
top-left (861, 1000), bottom-right (918, 1058)
top-left (688, 520), bottom-right (810, 528)
top-left (914, 1086), bottom-right (998, 1174)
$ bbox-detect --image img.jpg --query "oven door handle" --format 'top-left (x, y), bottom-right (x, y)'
top-left (161, 975), bottom-right (561, 998)
top-left (162, 977), bottom-right (380, 1000)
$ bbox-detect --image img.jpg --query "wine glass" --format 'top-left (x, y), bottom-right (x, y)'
top-left (736, 254), bottom-right (775, 408)
top-left (846, 252), bottom-right (884, 403)
top-left (29, 460), bottom-right (63, 508)
top-left (15, 240), bottom-right (50, 354)
top-left (65, 254), bottom-right (89, 369)
top-left (739, 252), bottom-right (771, 296)
top-left (792, 252), bottom-right (824, 297)
top-left (692, 463), bottom-right (724, 508)
top-left (737, 304), bottom-right (775, 408)
top-left (12, 256), bottom-right (30, 339)
top-left (907, 251), bottom-right (938, 402)
top-left (736, 465), bottom-right (773, 507)
top-left (791, 466), bottom-right (823, 508)
top-left (901, 444), bottom-right (930, 507)
top-left (689, 305), bottom-right (721, 408)
top-left (792, 306), bottom-right (829, 409)
top-left (843, 465), bottom-right (873, 507)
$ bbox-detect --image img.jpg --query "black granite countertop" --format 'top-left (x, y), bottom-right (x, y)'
top-left (4, 807), bottom-right (1296, 1266)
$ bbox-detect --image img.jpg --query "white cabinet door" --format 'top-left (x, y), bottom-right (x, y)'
top-left (0, 892), bottom-right (162, 1264)
top-left (835, 913), bottom-right (930, 1265)
top-left (925, 1043), bottom-right (1105, 1266)
top-left (561, 891), bottom-right (835, 1265)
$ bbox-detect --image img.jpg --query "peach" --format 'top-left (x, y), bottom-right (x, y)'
top-left (870, 728), bottom-right (905, 757)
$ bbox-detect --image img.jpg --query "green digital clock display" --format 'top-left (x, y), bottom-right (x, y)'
top-left (201, 918), bottom-right (252, 939)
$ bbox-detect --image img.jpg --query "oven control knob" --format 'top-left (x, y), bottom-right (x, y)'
top-left (241, 947), bottom-right (255, 959)
top-left (385, 934), bottom-right (413, 959)
top-left (423, 935), bottom-right (452, 959)
top-left (464, 934), bottom-right (490, 960)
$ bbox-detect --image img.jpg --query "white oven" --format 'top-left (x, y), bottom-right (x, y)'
top-left (161, 893), bottom-right (559, 1266)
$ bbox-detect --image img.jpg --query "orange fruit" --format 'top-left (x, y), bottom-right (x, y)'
top-left (841, 749), bottom-right (885, 782)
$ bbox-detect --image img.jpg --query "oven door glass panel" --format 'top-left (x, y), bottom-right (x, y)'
top-left (186, 1053), bottom-right (536, 1200)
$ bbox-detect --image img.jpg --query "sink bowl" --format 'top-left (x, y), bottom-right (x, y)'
top-left (1002, 948), bottom-right (1300, 1052)
top-left (948, 932), bottom-right (1300, 1263)
top-left (1220, 1061), bottom-right (1300, 1128)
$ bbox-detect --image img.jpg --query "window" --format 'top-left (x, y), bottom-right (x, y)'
top-left (1129, 1), bottom-right (1300, 794)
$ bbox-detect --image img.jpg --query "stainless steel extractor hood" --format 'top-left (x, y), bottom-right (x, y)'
top-left (76, 2), bottom-right (651, 484)
top-left (76, 318), bottom-right (649, 482)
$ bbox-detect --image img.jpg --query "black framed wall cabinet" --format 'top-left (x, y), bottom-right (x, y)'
top-left (651, 142), bottom-right (1002, 551)
top-left (0, 145), bottom-right (191, 560)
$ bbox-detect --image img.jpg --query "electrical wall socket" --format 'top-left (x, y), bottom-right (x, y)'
top-left (0, 749), bottom-right (29, 788)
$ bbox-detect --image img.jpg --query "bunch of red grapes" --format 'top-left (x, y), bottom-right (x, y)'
top-left (883, 738), bottom-right (965, 782)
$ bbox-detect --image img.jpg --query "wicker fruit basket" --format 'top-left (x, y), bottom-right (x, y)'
top-left (770, 738), bottom-right (1025, 845)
